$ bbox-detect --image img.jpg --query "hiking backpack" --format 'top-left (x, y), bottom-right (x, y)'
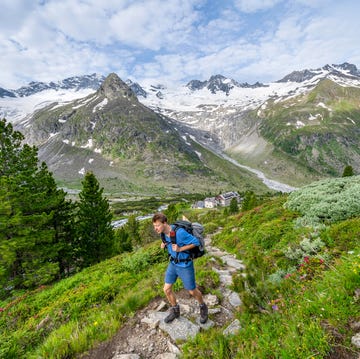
top-left (171, 220), bottom-right (206, 259)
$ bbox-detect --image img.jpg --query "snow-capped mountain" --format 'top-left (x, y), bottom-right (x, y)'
top-left (2, 62), bottom-right (359, 190)
top-left (278, 63), bottom-right (360, 83)
top-left (13, 73), bottom-right (105, 97)
top-left (2, 62), bottom-right (359, 126)
top-left (186, 74), bottom-right (264, 94)
top-left (14, 73), bottom-right (258, 195)
top-left (134, 62), bottom-right (360, 148)
top-left (0, 74), bottom-right (105, 122)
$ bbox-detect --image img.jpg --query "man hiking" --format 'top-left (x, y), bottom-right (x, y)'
top-left (152, 212), bottom-right (208, 324)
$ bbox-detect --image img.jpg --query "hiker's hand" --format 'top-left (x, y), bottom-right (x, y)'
top-left (172, 244), bottom-right (179, 252)
top-left (161, 242), bottom-right (166, 249)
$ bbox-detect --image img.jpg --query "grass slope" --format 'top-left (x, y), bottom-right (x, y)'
top-left (1, 176), bottom-right (359, 358)
top-left (258, 79), bottom-right (360, 179)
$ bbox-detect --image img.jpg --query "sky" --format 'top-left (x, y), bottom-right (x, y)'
top-left (1, 0), bottom-right (359, 89)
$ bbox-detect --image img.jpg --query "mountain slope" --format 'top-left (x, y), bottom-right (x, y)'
top-left (139, 63), bottom-right (360, 185)
top-left (256, 78), bottom-right (360, 177)
top-left (15, 73), bottom-right (269, 195)
top-left (4, 62), bottom-right (360, 189)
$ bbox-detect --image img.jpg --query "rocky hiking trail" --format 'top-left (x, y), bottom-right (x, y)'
top-left (79, 233), bottom-right (246, 359)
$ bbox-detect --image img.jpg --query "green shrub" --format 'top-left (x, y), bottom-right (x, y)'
top-left (285, 175), bottom-right (360, 225)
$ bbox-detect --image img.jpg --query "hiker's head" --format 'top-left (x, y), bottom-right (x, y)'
top-left (152, 212), bottom-right (167, 224)
top-left (152, 212), bottom-right (168, 233)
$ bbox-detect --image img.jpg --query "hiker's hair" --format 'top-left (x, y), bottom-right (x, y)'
top-left (152, 212), bottom-right (167, 224)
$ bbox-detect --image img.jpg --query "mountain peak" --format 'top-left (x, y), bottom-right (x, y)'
top-left (99, 73), bottom-right (136, 100)
top-left (186, 74), bottom-right (264, 95)
top-left (278, 62), bottom-right (360, 83)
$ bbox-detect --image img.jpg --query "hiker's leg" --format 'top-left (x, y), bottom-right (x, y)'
top-left (163, 283), bottom-right (180, 323)
top-left (178, 262), bottom-right (204, 304)
top-left (164, 262), bottom-right (178, 306)
top-left (188, 287), bottom-right (204, 305)
top-left (188, 281), bottom-right (208, 324)
top-left (163, 283), bottom-right (177, 306)
top-left (178, 263), bottom-right (208, 323)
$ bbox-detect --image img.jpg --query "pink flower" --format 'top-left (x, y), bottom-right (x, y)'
top-left (0, 308), bottom-right (4, 312)
top-left (284, 273), bottom-right (292, 279)
top-left (304, 256), bottom-right (310, 263)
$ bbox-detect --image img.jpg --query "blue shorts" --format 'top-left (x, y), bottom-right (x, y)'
top-left (165, 261), bottom-right (196, 290)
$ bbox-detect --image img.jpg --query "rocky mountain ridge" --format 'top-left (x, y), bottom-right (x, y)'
top-left (2, 62), bottom-right (360, 190)
top-left (0, 73), bottom-right (105, 98)
top-left (278, 63), bottom-right (360, 83)
top-left (14, 72), bottom-right (266, 195)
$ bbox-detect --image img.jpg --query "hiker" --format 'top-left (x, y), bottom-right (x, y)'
top-left (152, 212), bottom-right (208, 324)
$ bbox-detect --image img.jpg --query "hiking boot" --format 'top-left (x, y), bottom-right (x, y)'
top-left (164, 304), bottom-right (180, 323)
top-left (200, 303), bottom-right (208, 324)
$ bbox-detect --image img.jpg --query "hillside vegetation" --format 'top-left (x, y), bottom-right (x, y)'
top-left (1, 176), bottom-right (359, 358)
top-left (258, 79), bottom-right (360, 178)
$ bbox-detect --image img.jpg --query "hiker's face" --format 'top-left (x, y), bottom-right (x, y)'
top-left (153, 220), bottom-right (166, 234)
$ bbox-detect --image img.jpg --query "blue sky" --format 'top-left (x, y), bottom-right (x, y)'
top-left (1, 0), bottom-right (359, 88)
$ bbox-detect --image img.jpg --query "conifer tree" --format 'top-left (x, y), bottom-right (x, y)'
top-left (242, 191), bottom-right (257, 211)
top-left (229, 197), bottom-right (239, 214)
top-left (125, 214), bottom-right (141, 245)
top-left (0, 118), bottom-right (72, 294)
top-left (114, 227), bottom-right (133, 253)
top-left (164, 204), bottom-right (178, 223)
top-left (75, 172), bottom-right (114, 268)
top-left (342, 165), bottom-right (354, 177)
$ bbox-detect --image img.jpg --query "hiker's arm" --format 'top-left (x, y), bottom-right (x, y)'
top-left (173, 243), bottom-right (196, 252)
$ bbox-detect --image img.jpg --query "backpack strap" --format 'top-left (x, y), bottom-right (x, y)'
top-left (160, 232), bottom-right (166, 244)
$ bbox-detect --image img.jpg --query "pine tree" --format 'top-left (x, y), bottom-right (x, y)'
top-left (0, 118), bottom-right (72, 294)
top-left (75, 172), bottom-right (114, 268)
top-left (164, 204), bottom-right (178, 223)
top-left (229, 197), bottom-right (239, 214)
top-left (125, 215), bottom-right (141, 245)
top-left (114, 227), bottom-right (133, 253)
top-left (0, 119), bottom-right (25, 176)
top-left (342, 165), bottom-right (354, 177)
top-left (242, 191), bottom-right (257, 211)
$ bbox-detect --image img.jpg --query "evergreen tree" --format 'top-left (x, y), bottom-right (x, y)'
top-left (342, 165), bottom-right (354, 177)
top-left (164, 204), bottom-right (178, 223)
top-left (75, 172), bottom-right (114, 268)
top-left (0, 119), bottom-right (72, 293)
top-left (125, 215), bottom-right (141, 245)
top-left (114, 227), bottom-right (133, 253)
top-left (242, 191), bottom-right (257, 211)
top-left (0, 119), bottom-right (25, 176)
top-left (229, 197), bottom-right (239, 214)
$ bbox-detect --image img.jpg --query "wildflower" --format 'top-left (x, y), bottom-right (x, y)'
top-left (272, 305), bottom-right (279, 311)
top-left (0, 308), bottom-right (4, 312)
top-left (304, 256), bottom-right (310, 264)
top-left (284, 273), bottom-right (292, 279)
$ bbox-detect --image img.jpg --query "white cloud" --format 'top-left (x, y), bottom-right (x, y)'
top-left (234, 0), bottom-right (282, 13)
top-left (0, 0), bottom-right (360, 88)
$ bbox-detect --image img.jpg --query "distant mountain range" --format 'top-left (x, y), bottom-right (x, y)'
top-left (2, 62), bottom-right (360, 193)
top-left (0, 73), bottom-right (105, 98)
top-left (13, 73), bottom-right (266, 196)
